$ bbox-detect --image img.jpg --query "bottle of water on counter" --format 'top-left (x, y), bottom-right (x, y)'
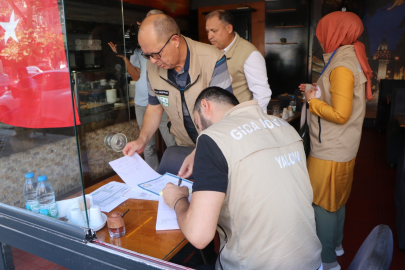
top-left (23, 172), bottom-right (39, 213)
top-left (36, 175), bottom-right (58, 218)
top-left (290, 95), bottom-right (296, 113)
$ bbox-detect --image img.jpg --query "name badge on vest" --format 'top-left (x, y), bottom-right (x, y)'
top-left (155, 90), bottom-right (169, 107)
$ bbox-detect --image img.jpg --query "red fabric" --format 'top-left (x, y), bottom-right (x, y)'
top-left (0, 1), bottom-right (80, 128)
top-left (316, 11), bottom-right (373, 100)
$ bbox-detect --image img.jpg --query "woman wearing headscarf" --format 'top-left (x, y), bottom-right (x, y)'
top-left (301, 11), bottom-right (372, 270)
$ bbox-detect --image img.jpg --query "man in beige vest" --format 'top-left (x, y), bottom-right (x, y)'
top-left (205, 10), bottom-right (271, 113)
top-left (123, 14), bottom-right (233, 178)
top-left (162, 87), bottom-right (322, 270)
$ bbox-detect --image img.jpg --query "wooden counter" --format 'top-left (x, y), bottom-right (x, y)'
top-left (84, 175), bottom-right (187, 261)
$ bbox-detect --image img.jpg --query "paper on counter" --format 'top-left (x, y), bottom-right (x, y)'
top-left (156, 195), bottom-right (191, 231)
top-left (138, 173), bottom-right (193, 196)
top-left (123, 188), bottom-right (156, 201)
top-left (109, 154), bottom-right (161, 189)
top-left (89, 181), bottom-right (130, 212)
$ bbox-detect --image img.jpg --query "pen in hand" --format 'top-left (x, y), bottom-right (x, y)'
top-left (178, 176), bottom-right (182, 186)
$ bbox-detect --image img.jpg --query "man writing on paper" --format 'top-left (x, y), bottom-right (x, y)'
top-left (162, 87), bottom-right (322, 269)
top-left (205, 10), bottom-right (271, 112)
top-left (123, 14), bottom-right (232, 178)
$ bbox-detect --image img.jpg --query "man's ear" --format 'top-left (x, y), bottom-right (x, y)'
top-left (226, 24), bottom-right (233, 34)
top-left (172, 35), bottom-right (180, 48)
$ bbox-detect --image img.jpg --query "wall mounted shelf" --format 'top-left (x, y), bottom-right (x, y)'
top-left (274, 25), bottom-right (305, 28)
top-left (266, 9), bottom-right (297, 13)
top-left (266, 43), bottom-right (298, 45)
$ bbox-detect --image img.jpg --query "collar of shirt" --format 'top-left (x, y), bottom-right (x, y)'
top-left (222, 32), bottom-right (237, 54)
top-left (169, 43), bottom-right (190, 76)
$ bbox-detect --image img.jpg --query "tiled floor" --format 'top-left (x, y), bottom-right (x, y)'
top-left (337, 127), bottom-right (405, 269)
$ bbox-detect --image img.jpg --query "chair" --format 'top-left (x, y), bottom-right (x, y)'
top-left (348, 225), bottom-right (393, 270)
top-left (386, 88), bottom-right (405, 165)
top-left (376, 80), bottom-right (405, 132)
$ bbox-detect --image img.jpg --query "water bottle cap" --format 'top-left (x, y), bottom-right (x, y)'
top-left (292, 95), bottom-right (295, 98)
top-left (38, 175), bottom-right (47, 182)
top-left (25, 172), bottom-right (34, 178)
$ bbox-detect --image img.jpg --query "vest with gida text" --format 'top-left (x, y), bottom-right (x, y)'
top-left (225, 33), bottom-right (258, 103)
top-left (310, 45), bottom-right (367, 162)
top-left (199, 101), bottom-right (322, 270)
top-left (147, 36), bottom-right (224, 147)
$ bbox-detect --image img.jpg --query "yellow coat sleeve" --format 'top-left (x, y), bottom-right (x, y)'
top-left (309, 67), bottom-right (354, 125)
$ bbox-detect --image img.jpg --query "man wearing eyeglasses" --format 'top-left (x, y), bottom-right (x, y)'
top-left (123, 14), bottom-right (233, 179)
top-left (109, 10), bottom-right (176, 171)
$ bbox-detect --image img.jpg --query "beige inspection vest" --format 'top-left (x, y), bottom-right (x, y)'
top-left (199, 101), bottom-right (322, 270)
top-left (225, 33), bottom-right (257, 103)
top-left (310, 45), bottom-right (367, 162)
top-left (147, 36), bottom-right (224, 147)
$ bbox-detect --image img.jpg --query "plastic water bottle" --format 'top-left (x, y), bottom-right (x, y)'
top-left (23, 172), bottom-right (39, 213)
top-left (36, 175), bottom-right (58, 218)
top-left (290, 95), bottom-right (296, 113)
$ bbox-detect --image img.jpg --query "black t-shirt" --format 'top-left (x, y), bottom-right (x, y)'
top-left (192, 134), bottom-right (228, 194)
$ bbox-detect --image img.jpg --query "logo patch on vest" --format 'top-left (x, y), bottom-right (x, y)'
top-left (155, 90), bottom-right (169, 96)
top-left (157, 96), bottom-right (169, 107)
top-left (155, 90), bottom-right (169, 107)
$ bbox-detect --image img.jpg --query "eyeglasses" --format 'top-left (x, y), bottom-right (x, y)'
top-left (141, 34), bottom-right (178, 60)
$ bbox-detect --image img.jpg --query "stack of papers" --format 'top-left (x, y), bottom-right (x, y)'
top-left (107, 154), bottom-right (194, 230)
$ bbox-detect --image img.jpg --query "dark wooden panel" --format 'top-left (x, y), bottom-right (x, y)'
top-left (265, 0), bottom-right (310, 97)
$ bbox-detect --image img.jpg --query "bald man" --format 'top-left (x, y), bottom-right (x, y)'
top-left (109, 9), bottom-right (176, 171)
top-left (123, 14), bottom-right (233, 178)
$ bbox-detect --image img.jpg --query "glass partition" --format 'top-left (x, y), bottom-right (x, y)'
top-left (0, 0), bottom-right (89, 227)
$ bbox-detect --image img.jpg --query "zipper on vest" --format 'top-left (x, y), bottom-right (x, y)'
top-left (217, 224), bottom-right (228, 270)
top-left (160, 76), bottom-right (179, 90)
top-left (318, 116), bottom-right (322, 143)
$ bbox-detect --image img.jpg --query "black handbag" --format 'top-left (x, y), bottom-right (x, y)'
top-left (299, 105), bottom-right (311, 158)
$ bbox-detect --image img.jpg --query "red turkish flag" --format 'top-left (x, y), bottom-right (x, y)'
top-left (0, 0), bottom-right (80, 128)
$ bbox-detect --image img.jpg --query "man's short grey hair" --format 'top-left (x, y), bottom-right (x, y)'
top-left (146, 9), bottom-right (164, 17)
top-left (205, 10), bottom-right (234, 27)
top-left (193, 87), bottom-right (239, 113)
top-left (153, 14), bottom-right (181, 42)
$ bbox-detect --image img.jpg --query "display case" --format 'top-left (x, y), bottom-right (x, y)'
top-left (72, 69), bottom-right (133, 118)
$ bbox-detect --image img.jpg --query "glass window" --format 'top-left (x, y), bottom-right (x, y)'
top-left (0, 0), bottom-right (89, 227)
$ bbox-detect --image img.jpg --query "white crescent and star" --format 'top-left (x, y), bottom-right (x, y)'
top-left (0, 11), bottom-right (20, 44)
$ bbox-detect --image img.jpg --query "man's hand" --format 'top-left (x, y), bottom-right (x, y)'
top-left (162, 183), bottom-right (189, 209)
top-left (178, 149), bottom-right (196, 179)
top-left (122, 138), bottom-right (147, 156)
top-left (108, 42), bottom-right (125, 59)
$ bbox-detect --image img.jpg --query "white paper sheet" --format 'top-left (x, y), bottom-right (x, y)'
top-left (138, 173), bottom-right (193, 196)
top-left (123, 188), bottom-right (156, 201)
top-left (109, 154), bottom-right (161, 189)
top-left (156, 194), bottom-right (191, 231)
top-left (89, 181), bottom-right (130, 212)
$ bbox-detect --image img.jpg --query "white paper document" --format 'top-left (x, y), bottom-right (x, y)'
top-left (123, 188), bottom-right (156, 201)
top-left (90, 181), bottom-right (130, 212)
top-left (138, 173), bottom-right (193, 196)
top-left (156, 195), bottom-right (191, 231)
top-left (109, 154), bottom-right (161, 189)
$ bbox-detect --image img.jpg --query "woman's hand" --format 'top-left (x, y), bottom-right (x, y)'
top-left (299, 83), bottom-right (317, 94)
top-left (305, 88), bottom-right (316, 102)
